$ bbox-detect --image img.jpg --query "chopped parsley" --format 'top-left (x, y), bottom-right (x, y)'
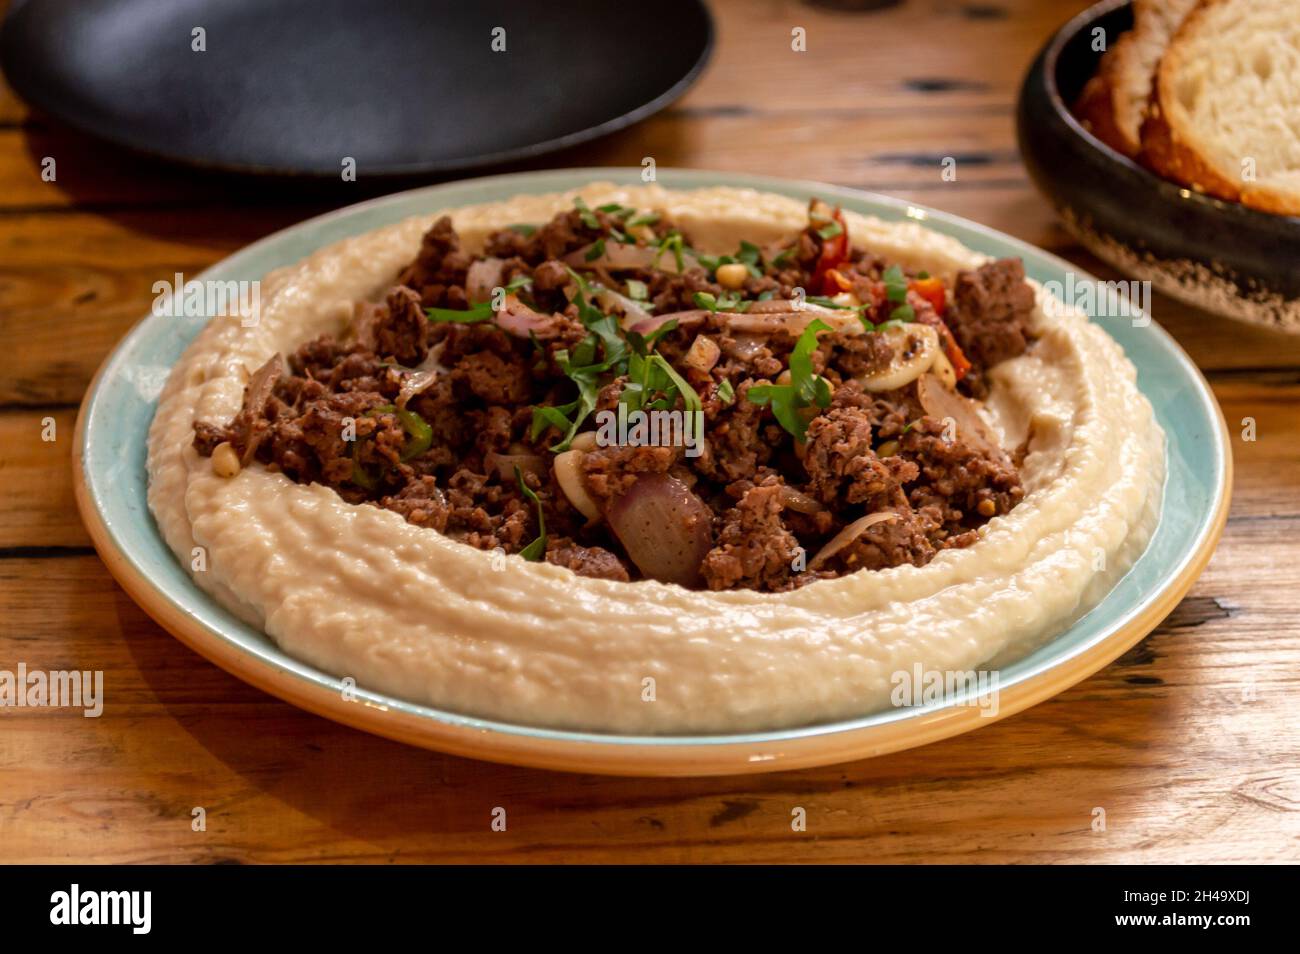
top-left (882, 264), bottom-right (909, 303)
top-left (620, 334), bottom-right (697, 415)
top-left (693, 290), bottom-right (750, 313)
top-left (425, 275), bottom-right (531, 323)
top-left (745, 318), bottom-right (833, 442)
top-left (816, 220), bottom-right (844, 240)
top-left (653, 231), bottom-right (687, 272)
top-left (573, 196), bottom-right (601, 230)
top-left (514, 465), bottom-right (547, 561)
top-left (528, 270), bottom-right (630, 451)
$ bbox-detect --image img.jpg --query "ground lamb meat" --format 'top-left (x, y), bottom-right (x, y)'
top-left (581, 444), bottom-right (679, 501)
top-left (949, 259), bottom-right (1036, 373)
top-left (901, 417), bottom-right (1025, 531)
top-left (802, 406), bottom-right (917, 510)
top-left (701, 476), bottom-right (802, 591)
top-left (374, 286), bottom-right (429, 367)
top-left (397, 216), bottom-right (471, 309)
top-left (194, 200), bottom-right (1040, 592)
top-left (379, 476), bottom-right (450, 531)
top-left (544, 538), bottom-right (630, 582)
top-left (814, 507), bottom-right (936, 575)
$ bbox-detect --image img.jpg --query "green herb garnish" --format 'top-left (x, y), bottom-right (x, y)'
top-left (717, 378), bottom-right (735, 404)
top-left (882, 264), bottom-right (909, 303)
top-left (693, 290), bottom-right (750, 313)
top-left (507, 223), bottom-right (537, 237)
top-left (745, 318), bottom-right (833, 442)
top-left (653, 231), bottom-right (686, 272)
top-left (514, 465), bottom-right (547, 561)
top-left (816, 220), bottom-right (844, 240)
top-left (425, 275), bottom-right (531, 323)
top-left (574, 196), bottom-right (601, 231)
top-left (625, 278), bottom-right (649, 301)
top-left (396, 408), bottom-right (433, 461)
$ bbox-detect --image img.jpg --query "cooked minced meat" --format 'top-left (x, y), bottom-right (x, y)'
top-left (194, 198), bottom-right (1035, 592)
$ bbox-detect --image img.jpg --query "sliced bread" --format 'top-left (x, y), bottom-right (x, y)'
top-left (1077, 0), bottom-right (1197, 157)
top-left (1142, 0), bottom-right (1300, 215)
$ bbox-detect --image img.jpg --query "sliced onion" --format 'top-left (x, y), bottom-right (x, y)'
top-left (605, 474), bottom-right (713, 587)
top-left (778, 485), bottom-right (826, 514)
top-left (857, 323), bottom-right (939, 392)
top-left (238, 354), bottom-right (283, 464)
top-left (564, 241), bottom-right (702, 274)
top-left (396, 343), bottom-right (446, 408)
top-left (744, 298), bottom-right (839, 315)
top-left (466, 257), bottom-right (506, 304)
top-left (594, 286), bottom-right (652, 330)
top-left (915, 372), bottom-right (1002, 455)
top-left (809, 512), bottom-right (898, 570)
top-left (928, 348), bottom-right (958, 389)
top-left (724, 333), bottom-right (767, 361)
top-left (683, 335), bottom-right (721, 372)
top-left (724, 308), bottom-right (862, 337)
top-left (628, 309), bottom-right (709, 336)
top-left (553, 449), bottom-right (601, 521)
top-left (570, 431), bottom-right (598, 452)
top-left (495, 295), bottom-right (564, 339)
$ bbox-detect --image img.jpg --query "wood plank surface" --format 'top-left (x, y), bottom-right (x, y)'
top-left (1, 0), bottom-right (1297, 864)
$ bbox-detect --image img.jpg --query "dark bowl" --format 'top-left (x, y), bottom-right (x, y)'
top-left (1016, 0), bottom-right (1300, 331)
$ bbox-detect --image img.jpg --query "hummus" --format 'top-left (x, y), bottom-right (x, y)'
top-left (147, 184), bottom-right (1164, 734)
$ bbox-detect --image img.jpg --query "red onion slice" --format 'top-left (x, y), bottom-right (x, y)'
top-left (494, 295), bottom-right (565, 339)
top-left (605, 474), bottom-right (713, 586)
top-left (627, 309), bottom-right (709, 336)
top-left (466, 257), bottom-right (507, 304)
top-left (594, 286), bottom-right (653, 330)
top-left (564, 241), bottom-right (700, 274)
top-left (724, 309), bottom-right (862, 337)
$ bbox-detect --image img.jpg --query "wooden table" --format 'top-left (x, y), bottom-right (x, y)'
top-left (2, 0), bottom-right (1297, 864)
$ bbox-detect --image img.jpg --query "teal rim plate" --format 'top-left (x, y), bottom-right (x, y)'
top-left (74, 168), bottom-right (1231, 776)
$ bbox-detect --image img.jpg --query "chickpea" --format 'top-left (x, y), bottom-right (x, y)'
top-left (977, 498), bottom-right (997, 518)
top-left (715, 262), bottom-right (749, 290)
top-left (211, 441), bottom-right (241, 478)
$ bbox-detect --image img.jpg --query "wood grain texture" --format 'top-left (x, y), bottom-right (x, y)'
top-left (1, 0), bottom-right (1297, 863)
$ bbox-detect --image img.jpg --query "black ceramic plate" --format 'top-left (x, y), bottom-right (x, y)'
top-left (0, 0), bottom-right (712, 177)
top-left (1017, 0), bottom-right (1300, 332)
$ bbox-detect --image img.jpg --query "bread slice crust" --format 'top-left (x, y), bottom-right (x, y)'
top-left (1140, 0), bottom-right (1300, 216)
